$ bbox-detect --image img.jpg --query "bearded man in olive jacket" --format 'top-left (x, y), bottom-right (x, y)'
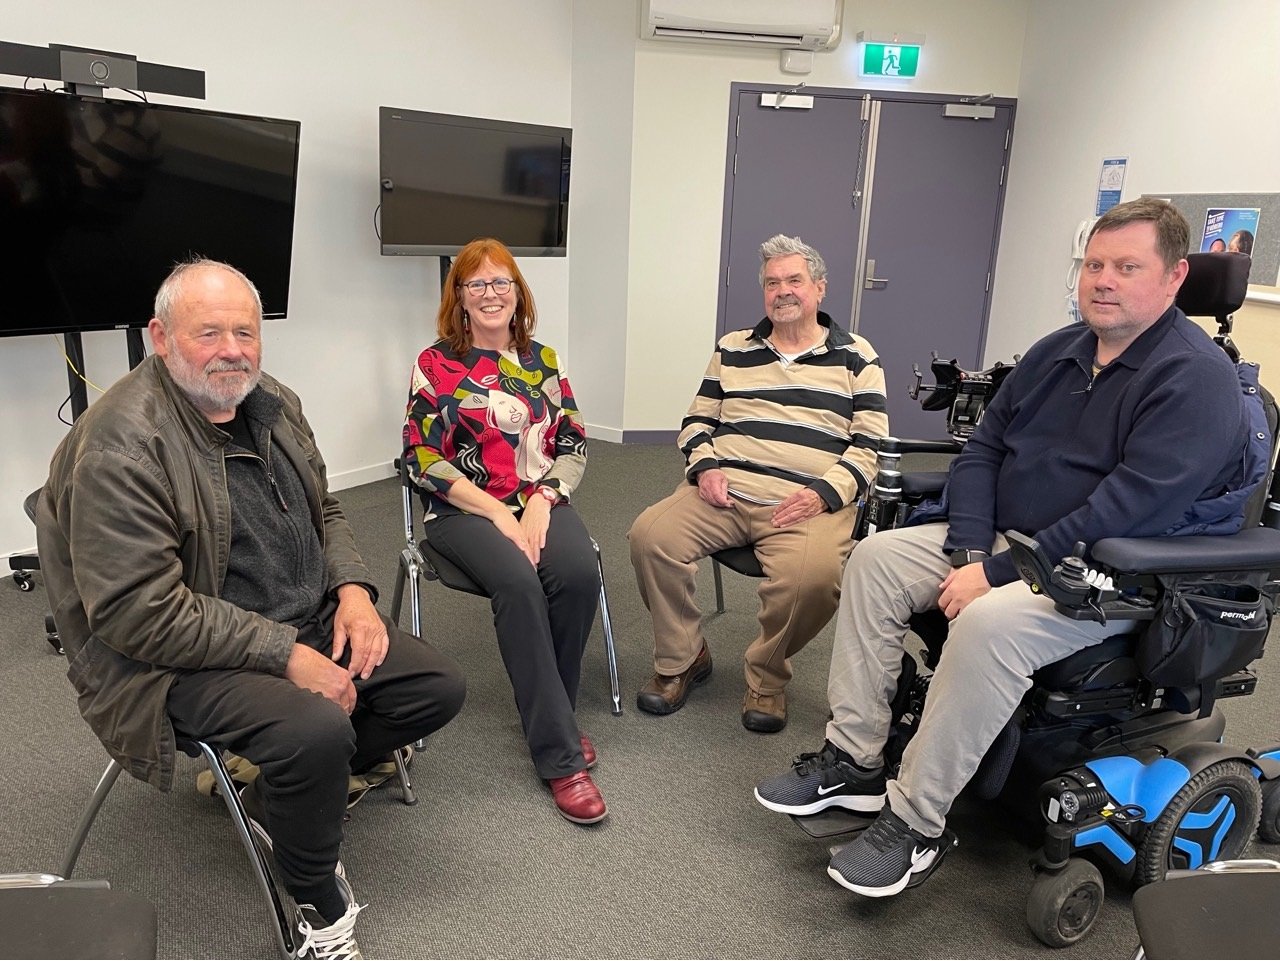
top-left (38, 259), bottom-right (465, 958)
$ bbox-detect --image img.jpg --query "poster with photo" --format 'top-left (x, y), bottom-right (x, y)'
top-left (1201, 207), bottom-right (1260, 258)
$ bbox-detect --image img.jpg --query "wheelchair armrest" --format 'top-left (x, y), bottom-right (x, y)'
top-left (901, 472), bottom-right (948, 499)
top-left (1092, 527), bottom-right (1280, 576)
top-left (852, 433), bottom-right (963, 457)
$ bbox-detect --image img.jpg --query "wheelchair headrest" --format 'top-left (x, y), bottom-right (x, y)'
top-left (1176, 252), bottom-right (1251, 320)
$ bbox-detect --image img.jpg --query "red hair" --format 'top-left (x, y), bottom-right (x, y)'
top-left (437, 238), bottom-right (538, 355)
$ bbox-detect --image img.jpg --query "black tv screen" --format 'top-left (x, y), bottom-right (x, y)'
top-left (378, 107), bottom-right (570, 257)
top-left (0, 87), bottom-right (300, 337)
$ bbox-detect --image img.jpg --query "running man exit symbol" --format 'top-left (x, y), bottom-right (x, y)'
top-left (860, 42), bottom-right (920, 79)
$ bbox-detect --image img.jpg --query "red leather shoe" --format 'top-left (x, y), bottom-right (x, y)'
top-left (580, 733), bottom-right (597, 770)
top-left (548, 770), bottom-right (607, 825)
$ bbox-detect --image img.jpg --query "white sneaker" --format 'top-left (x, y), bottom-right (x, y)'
top-left (295, 873), bottom-right (365, 959)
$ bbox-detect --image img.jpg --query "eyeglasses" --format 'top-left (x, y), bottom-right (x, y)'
top-left (461, 278), bottom-right (514, 296)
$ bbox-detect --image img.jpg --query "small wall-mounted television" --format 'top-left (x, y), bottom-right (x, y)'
top-left (0, 87), bottom-right (301, 337)
top-left (378, 107), bottom-right (570, 257)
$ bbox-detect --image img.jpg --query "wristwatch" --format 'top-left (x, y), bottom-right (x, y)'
top-left (534, 485), bottom-right (560, 506)
top-left (949, 548), bottom-right (990, 568)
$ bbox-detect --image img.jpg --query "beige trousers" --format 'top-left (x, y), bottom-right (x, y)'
top-left (629, 483), bottom-right (856, 694)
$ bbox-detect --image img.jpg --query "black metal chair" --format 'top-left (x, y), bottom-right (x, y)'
top-left (390, 459), bottom-right (622, 716)
top-left (12, 490), bottom-right (61, 654)
top-left (8, 490), bottom-right (40, 593)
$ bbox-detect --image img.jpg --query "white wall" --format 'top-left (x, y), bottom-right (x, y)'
top-left (568, 1), bottom-right (637, 442)
top-left (989, 0), bottom-right (1280, 368)
top-left (623, 0), bottom-right (1030, 430)
top-left (9, 0), bottom-right (1278, 558)
top-left (0, 0), bottom-right (573, 557)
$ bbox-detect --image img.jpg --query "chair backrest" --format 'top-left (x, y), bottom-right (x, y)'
top-left (1176, 252), bottom-right (1251, 328)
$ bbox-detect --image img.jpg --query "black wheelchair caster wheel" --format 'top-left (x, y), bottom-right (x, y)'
top-left (1135, 760), bottom-right (1262, 884)
top-left (13, 571), bottom-right (34, 591)
top-left (1260, 778), bottom-right (1280, 844)
top-left (1026, 857), bottom-right (1104, 948)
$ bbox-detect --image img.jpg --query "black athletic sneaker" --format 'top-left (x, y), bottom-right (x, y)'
top-left (826, 808), bottom-right (948, 897)
top-left (753, 742), bottom-right (886, 816)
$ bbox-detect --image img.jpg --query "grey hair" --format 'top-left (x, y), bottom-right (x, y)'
top-left (153, 257), bottom-right (264, 329)
top-left (758, 234), bottom-right (828, 286)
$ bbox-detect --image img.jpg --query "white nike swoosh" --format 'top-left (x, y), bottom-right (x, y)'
top-left (910, 846), bottom-right (937, 872)
top-left (816, 783), bottom-right (847, 796)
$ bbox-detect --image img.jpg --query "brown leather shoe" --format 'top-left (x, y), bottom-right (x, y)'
top-left (580, 733), bottom-right (597, 770)
top-left (548, 770), bottom-right (608, 824)
top-left (636, 645), bottom-right (713, 715)
top-left (742, 688), bottom-right (787, 733)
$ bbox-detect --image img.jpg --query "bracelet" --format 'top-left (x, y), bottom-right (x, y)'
top-left (534, 485), bottom-right (559, 506)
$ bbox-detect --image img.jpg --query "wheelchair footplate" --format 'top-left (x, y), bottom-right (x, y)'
top-left (825, 828), bottom-right (960, 891)
top-left (790, 809), bottom-right (878, 839)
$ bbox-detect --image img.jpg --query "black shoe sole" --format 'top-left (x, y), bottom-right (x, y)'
top-left (635, 659), bottom-right (713, 715)
top-left (742, 709), bottom-right (787, 733)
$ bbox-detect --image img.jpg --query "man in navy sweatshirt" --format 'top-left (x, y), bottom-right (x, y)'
top-left (752, 198), bottom-right (1257, 898)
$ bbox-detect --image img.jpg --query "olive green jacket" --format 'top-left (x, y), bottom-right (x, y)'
top-left (37, 356), bottom-right (373, 790)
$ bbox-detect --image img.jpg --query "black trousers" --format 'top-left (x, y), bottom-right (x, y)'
top-left (427, 504), bottom-right (599, 779)
top-left (166, 604), bottom-right (465, 900)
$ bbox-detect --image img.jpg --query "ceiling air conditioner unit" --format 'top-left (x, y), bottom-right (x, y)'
top-left (641, 0), bottom-right (843, 51)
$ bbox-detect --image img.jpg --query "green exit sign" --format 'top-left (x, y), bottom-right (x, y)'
top-left (860, 42), bottom-right (920, 78)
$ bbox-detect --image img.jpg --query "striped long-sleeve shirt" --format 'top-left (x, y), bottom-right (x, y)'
top-left (679, 313), bottom-right (888, 510)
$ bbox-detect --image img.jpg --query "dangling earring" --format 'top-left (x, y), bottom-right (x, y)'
top-left (462, 309), bottom-right (470, 331)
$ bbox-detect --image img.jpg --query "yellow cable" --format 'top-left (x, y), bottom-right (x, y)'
top-left (51, 335), bottom-right (108, 394)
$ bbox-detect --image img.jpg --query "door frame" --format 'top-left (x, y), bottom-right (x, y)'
top-left (715, 82), bottom-right (1017, 368)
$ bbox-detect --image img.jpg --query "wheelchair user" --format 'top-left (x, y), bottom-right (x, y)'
top-left (753, 197), bottom-right (1267, 898)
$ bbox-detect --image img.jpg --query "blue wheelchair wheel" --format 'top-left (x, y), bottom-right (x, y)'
top-left (1135, 760), bottom-right (1262, 885)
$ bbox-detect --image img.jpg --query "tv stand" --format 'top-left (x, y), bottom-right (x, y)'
top-left (62, 327), bottom-right (147, 421)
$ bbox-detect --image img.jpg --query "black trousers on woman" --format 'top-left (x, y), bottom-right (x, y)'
top-left (427, 504), bottom-right (600, 779)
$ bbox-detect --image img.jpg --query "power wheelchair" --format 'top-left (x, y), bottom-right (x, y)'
top-left (790, 252), bottom-right (1280, 949)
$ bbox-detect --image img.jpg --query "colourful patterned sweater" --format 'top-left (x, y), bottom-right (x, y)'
top-left (403, 339), bottom-right (587, 520)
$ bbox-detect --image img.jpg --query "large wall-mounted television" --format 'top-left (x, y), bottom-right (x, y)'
top-left (378, 107), bottom-right (570, 257)
top-left (0, 87), bottom-right (301, 337)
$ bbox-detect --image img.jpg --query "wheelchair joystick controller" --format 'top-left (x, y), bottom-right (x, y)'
top-left (1052, 542), bottom-right (1092, 595)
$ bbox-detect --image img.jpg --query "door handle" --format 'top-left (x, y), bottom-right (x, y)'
top-left (864, 258), bottom-right (889, 289)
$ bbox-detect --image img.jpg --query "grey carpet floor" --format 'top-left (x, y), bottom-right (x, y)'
top-left (1, 438), bottom-right (1276, 958)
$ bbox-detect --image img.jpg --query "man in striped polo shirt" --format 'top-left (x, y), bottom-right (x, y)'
top-left (629, 234), bottom-right (889, 732)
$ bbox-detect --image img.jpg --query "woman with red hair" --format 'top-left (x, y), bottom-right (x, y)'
top-left (402, 237), bottom-right (606, 825)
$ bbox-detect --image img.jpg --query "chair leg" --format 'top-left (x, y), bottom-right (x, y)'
top-left (59, 757), bottom-right (123, 879)
top-left (390, 557), bottom-right (407, 625)
top-left (198, 743), bottom-right (295, 959)
top-left (591, 538), bottom-right (623, 716)
top-left (392, 748), bottom-right (417, 806)
top-left (712, 559), bottom-right (726, 615)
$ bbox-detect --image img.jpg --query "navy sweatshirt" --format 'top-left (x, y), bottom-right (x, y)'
top-left (942, 306), bottom-right (1248, 587)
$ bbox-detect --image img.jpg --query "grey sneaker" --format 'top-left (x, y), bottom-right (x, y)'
top-left (754, 742), bottom-right (886, 816)
top-left (826, 808), bottom-right (950, 897)
top-left (296, 873), bottom-right (364, 960)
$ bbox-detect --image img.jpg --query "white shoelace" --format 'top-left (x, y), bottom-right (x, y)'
top-left (297, 899), bottom-right (364, 960)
